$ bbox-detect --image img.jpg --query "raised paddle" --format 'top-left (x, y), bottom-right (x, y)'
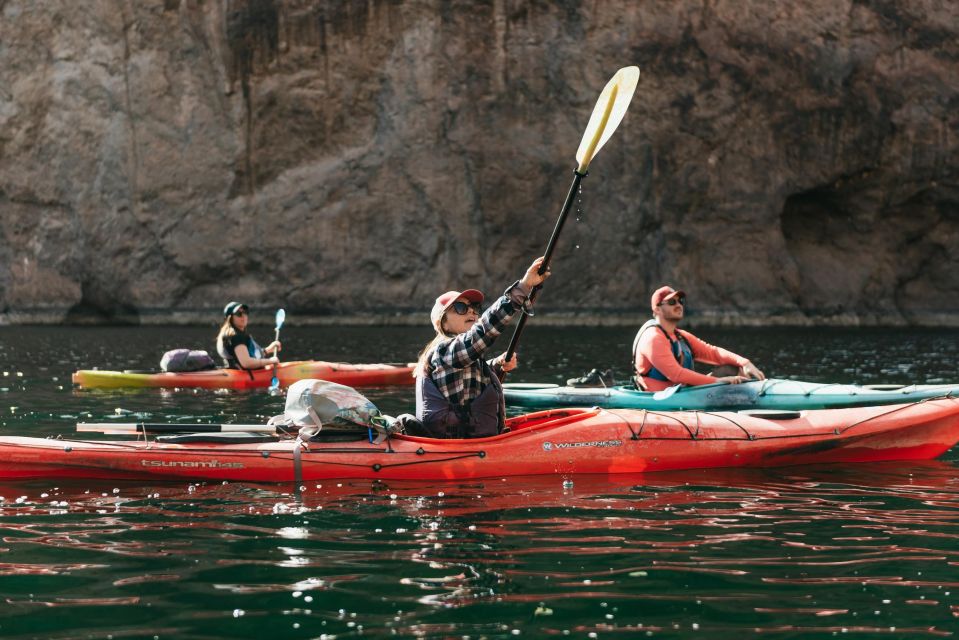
top-left (500, 66), bottom-right (640, 377)
top-left (269, 308), bottom-right (286, 392)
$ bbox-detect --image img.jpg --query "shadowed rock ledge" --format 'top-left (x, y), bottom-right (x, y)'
top-left (0, 0), bottom-right (956, 326)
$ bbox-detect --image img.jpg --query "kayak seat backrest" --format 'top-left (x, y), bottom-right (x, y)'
top-left (156, 432), bottom-right (279, 444)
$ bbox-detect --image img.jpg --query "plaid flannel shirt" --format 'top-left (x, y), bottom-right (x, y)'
top-left (428, 281), bottom-right (530, 407)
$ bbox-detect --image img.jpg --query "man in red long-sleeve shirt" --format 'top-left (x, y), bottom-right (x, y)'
top-left (633, 286), bottom-right (765, 392)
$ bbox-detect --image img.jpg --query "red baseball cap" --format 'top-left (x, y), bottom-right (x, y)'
top-left (430, 289), bottom-right (484, 332)
top-left (651, 285), bottom-right (685, 310)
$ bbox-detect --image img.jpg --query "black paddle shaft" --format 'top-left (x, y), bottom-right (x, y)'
top-left (118, 423), bottom-right (258, 433)
top-left (502, 168), bottom-right (588, 367)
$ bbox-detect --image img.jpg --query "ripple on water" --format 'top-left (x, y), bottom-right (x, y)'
top-left (1, 326), bottom-right (959, 636)
top-left (0, 462), bottom-right (957, 636)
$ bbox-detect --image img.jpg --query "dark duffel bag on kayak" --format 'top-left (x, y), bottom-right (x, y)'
top-left (160, 349), bottom-right (216, 373)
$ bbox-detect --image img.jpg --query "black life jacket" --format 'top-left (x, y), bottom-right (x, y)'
top-left (217, 332), bottom-right (265, 370)
top-left (415, 360), bottom-right (505, 439)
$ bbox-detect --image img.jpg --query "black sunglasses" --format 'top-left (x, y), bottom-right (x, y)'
top-left (659, 296), bottom-right (686, 307)
top-left (233, 309), bottom-right (248, 317)
top-left (450, 301), bottom-right (482, 315)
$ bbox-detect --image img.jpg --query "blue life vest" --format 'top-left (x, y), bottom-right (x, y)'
top-left (632, 319), bottom-right (694, 384)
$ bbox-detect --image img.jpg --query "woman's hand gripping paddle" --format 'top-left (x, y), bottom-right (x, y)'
top-left (269, 308), bottom-right (286, 393)
top-left (499, 66), bottom-right (640, 379)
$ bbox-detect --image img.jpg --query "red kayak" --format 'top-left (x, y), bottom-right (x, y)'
top-left (71, 360), bottom-right (414, 390)
top-left (1, 399), bottom-right (957, 482)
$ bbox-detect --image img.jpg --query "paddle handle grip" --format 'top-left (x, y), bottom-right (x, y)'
top-left (500, 169), bottom-right (587, 378)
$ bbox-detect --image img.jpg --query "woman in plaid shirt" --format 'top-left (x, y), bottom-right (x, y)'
top-left (413, 257), bottom-right (550, 438)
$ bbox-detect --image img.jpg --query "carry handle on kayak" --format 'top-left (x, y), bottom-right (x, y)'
top-left (499, 66), bottom-right (640, 380)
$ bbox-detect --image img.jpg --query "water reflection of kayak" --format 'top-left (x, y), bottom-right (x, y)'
top-left (504, 379), bottom-right (959, 411)
top-left (3, 459), bottom-right (955, 522)
top-left (1, 399), bottom-right (958, 482)
top-left (71, 360), bottom-right (415, 390)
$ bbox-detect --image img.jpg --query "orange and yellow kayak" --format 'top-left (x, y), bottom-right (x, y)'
top-left (71, 360), bottom-right (414, 390)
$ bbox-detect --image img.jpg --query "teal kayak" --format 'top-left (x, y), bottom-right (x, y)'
top-left (504, 379), bottom-right (959, 411)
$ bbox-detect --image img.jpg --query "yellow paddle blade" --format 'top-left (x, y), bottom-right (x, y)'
top-left (575, 65), bottom-right (640, 173)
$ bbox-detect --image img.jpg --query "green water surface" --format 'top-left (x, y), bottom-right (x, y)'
top-left (0, 325), bottom-right (958, 638)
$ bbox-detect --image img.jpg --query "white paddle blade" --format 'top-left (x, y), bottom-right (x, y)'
top-left (575, 65), bottom-right (640, 172)
top-left (651, 384), bottom-right (682, 401)
top-left (275, 308), bottom-right (286, 330)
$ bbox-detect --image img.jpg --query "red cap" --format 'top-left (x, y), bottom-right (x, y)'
top-left (651, 285), bottom-right (685, 310)
top-left (430, 289), bottom-right (484, 332)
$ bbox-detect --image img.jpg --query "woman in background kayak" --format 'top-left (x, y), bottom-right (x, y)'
top-left (216, 301), bottom-right (282, 370)
top-left (413, 257), bottom-right (550, 439)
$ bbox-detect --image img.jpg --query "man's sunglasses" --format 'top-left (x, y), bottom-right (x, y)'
top-left (659, 296), bottom-right (686, 307)
top-left (233, 309), bottom-right (248, 317)
top-left (450, 301), bottom-right (482, 315)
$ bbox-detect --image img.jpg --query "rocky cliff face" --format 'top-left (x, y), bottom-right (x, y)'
top-left (1, 0), bottom-right (956, 326)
